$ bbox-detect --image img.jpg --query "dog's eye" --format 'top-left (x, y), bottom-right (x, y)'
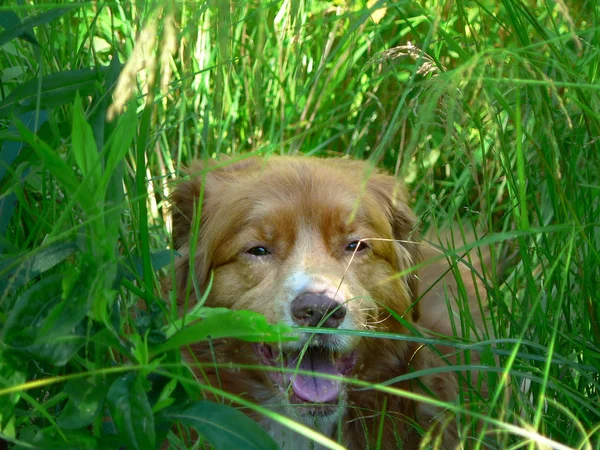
top-left (346, 240), bottom-right (369, 253)
top-left (246, 246), bottom-right (271, 257)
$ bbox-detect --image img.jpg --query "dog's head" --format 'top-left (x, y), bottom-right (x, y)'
top-left (171, 156), bottom-right (421, 419)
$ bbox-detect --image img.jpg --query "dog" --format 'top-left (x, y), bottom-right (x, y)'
top-left (170, 155), bottom-right (490, 449)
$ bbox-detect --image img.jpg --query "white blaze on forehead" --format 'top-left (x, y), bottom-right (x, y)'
top-left (287, 271), bottom-right (346, 300)
top-left (289, 271), bottom-right (312, 293)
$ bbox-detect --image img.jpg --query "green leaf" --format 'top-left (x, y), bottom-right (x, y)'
top-left (125, 249), bottom-right (176, 281)
top-left (164, 401), bottom-right (279, 450)
top-left (0, 11), bottom-right (23, 29)
top-left (58, 379), bottom-right (109, 430)
top-left (90, 327), bottom-right (131, 357)
top-left (0, 353), bottom-right (26, 430)
top-left (2, 274), bottom-right (63, 346)
top-left (98, 101), bottom-right (136, 247)
top-left (99, 100), bottom-right (137, 199)
top-left (89, 51), bottom-right (123, 155)
top-left (152, 378), bottom-right (178, 413)
top-left (24, 327), bottom-right (86, 366)
top-left (151, 310), bottom-right (294, 356)
top-left (15, 427), bottom-right (97, 450)
top-left (107, 373), bottom-right (155, 450)
top-left (0, 67), bottom-right (108, 118)
top-left (38, 261), bottom-right (98, 338)
top-left (0, 240), bottom-right (77, 291)
top-left (0, 6), bottom-right (82, 46)
top-left (13, 120), bottom-right (94, 208)
top-left (0, 10), bottom-right (37, 46)
top-left (2, 272), bottom-right (87, 366)
top-left (0, 109), bottom-right (47, 234)
top-left (72, 93), bottom-right (101, 191)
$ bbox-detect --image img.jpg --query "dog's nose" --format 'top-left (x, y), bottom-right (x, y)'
top-left (291, 293), bottom-right (346, 328)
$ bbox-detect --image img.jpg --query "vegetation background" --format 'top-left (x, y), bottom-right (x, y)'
top-left (0, 0), bottom-right (599, 448)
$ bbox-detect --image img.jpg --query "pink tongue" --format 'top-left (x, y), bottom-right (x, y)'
top-left (287, 349), bottom-right (342, 403)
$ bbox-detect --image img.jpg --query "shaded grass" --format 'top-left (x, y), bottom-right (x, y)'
top-left (0, 0), bottom-right (599, 448)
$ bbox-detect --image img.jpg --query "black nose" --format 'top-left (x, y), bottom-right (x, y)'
top-left (291, 293), bottom-right (347, 328)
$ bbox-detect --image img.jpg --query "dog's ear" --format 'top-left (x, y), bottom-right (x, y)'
top-left (366, 172), bottom-right (422, 320)
top-left (170, 157), bottom-right (260, 302)
top-left (171, 157), bottom-right (260, 250)
top-left (171, 164), bottom-right (203, 251)
top-left (170, 160), bottom-right (209, 303)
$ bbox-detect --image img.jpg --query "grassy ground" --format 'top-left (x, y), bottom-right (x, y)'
top-left (1, 0), bottom-right (599, 448)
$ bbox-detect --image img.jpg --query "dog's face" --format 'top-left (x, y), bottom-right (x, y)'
top-left (172, 156), bottom-right (421, 420)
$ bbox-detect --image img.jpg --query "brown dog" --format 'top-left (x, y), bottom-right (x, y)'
top-left (171, 156), bottom-right (489, 449)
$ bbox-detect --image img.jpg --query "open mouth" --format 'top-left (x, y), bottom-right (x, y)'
top-left (253, 343), bottom-right (357, 409)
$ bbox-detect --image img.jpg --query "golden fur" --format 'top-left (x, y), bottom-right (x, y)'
top-left (171, 156), bottom-right (489, 449)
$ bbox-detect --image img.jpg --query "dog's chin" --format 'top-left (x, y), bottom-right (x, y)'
top-left (253, 342), bottom-right (357, 417)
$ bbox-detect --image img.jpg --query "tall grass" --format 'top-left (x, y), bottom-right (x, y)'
top-left (0, 0), bottom-right (598, 448)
